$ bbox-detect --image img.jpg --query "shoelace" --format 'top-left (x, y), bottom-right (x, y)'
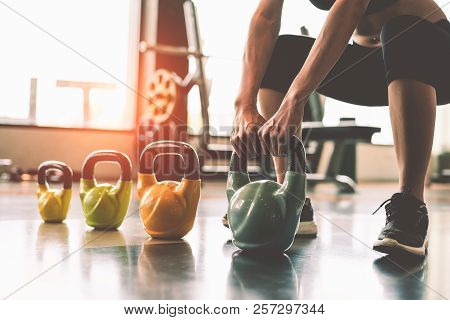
top-left (371, 198), bottom-right (391, 215)
top-left (372, 198), bottom-right (405, 224)
top-left (372, 197), bottom-right (426, 228)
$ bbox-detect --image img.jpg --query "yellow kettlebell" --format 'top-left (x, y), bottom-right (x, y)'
top-left (138, 141), bottom-right (201, 239)
top-left (80, 150), bottom-right (132, 230)
top-left (37, 161), bottom-right (73, 223)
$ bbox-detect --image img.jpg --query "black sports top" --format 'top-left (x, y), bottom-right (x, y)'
top-left (309, 0), bottom-right (398, 14)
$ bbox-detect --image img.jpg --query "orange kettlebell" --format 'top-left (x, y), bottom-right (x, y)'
top-left (138, 141), bottom-right (201, 239)
top-left (37, 161), bottom-right (73, 223)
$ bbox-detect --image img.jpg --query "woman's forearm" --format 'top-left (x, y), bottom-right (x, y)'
top-left (237, 1), bottom-right (283, 109)
top-left (288, 0), bottom-right (370, 104)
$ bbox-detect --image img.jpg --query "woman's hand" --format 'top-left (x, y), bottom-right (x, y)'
top-left (258, 95), bottom-right (306, 156)
top-left (231, 105), bottom-right (266, 158)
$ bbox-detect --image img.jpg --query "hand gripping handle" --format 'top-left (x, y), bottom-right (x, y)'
top-left (81, 150), bottom-right (132, 181)
top-left (38, 161), bottom-right (73, 189)
top-left (230, 136), bottom-right (307, 174)
top-left (139, 141), bottom-right (200, 180)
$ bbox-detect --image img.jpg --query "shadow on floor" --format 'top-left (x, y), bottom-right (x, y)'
top-left (372, 254), bottom-right (428, 299)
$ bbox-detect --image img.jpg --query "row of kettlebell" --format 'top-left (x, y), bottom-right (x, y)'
top-left (37, 141), bottom-right (201, 240)
top-left (38, 136), bottom-right (308, 253)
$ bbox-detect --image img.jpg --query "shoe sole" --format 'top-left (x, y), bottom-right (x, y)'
top-left (222, 217), bottom-right (229, 228)
top-left (373, 237), bottom-right (428, 257)
top-left (296, 221), bottom-right (318, 238)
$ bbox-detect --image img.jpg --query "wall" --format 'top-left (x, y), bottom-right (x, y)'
top-left (357, 143), bottom-right (398, 182)
top-left (315, 142), bottom-right (399, 182)
top-left (0, 126), bottom-right (135, 179)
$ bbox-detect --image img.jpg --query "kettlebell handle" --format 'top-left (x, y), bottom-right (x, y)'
top-left (230, 136), bottom-right (307, 174)
top-left (139, 141), bottom-right (200, 180)
top-left (82, 150), bottom-right (132, 181)
top-left (37, 161), bottom-right (73, 189)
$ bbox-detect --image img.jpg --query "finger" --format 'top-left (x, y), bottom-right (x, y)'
top-left (278, 133), bottom-right (288, 157)
top-left (259, 128), bottom-right (271, 155)
top-left (245, 129), bottom-right (255, 158)
top-left (230, 137), bottom-right (239, 157)
top-left (240, 132), bottom-right (250, 158)
top-left (231, 133), bottom-right (244, 158)
top-left (270, 132), bottom-right (278, 157)
top-left (248, 126), bottom-right (261, 157)
top-left (253, 130), bottom-right (262, 156)
top-left (230, 129), bottom-right (239, 154)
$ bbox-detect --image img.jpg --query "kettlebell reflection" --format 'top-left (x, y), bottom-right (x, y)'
top-left (36, 222), bottom-right (70, 261)
top-left (227, 251), bottom-right (299, 299)
top-left (137, 239), bottom-right (195, 298)
top-left (80, 230), bottom-right (132, 287)
top-left (82, 229), bottom-right (127, 248)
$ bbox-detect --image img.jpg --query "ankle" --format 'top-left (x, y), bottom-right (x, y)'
top-left (399, 185), bottom-right (424, 202)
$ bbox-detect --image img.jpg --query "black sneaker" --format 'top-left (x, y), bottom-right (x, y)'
top-left (296, 197), bottom-right (318, 237)
top-left (373, 193), bottom-right (429, 257)
top-left (222, 197), bottom-right (318, 238)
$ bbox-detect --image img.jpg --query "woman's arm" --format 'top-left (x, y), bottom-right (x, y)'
top-left (258, 0), bottom-right (371, 156)
top-left (237, 0), bottom-right (284, 107)
top-left (231, 0), bottom-right (284, 157)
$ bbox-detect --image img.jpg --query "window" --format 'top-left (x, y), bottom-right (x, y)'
top-left (0, 0), bottom-right (139, 130)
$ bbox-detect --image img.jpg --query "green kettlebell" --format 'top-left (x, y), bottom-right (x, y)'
top-left (37, 161), bottom-right (73, 223)
top-left (226, 137), bottom-right (307, 252)
top-left (80, 150), bottom-right (132, 230)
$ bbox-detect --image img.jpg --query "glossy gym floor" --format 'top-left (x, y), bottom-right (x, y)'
top-left (1, 181), bottom-right (449, 300)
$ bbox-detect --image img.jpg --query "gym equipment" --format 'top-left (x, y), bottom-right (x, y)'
top-left (0, 159), bottom-right (12, 182)
top-left (138, 0), bottom-right (208, 127)
top-left (137, 0), bottom-right (189, 146)
top-left (146, 69), bottom-right (178, 123)
top-left (432, 152), bottom-right (450, 183)
top-left (37, 161), bottom-right (73, 223)
top-left (137, 68), bottom-right (190, 181)
top-left (138, 141), bottom-right (201, 239)
top-left (138, 0), bottom-right (210, 170)
top-left (226, 137), bottom-right (307, 252)
top-left (80, 150), bottom-right (132, 230)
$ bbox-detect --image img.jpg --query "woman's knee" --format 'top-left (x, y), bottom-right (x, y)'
top-left (260, 35), bottom-right (313, 94)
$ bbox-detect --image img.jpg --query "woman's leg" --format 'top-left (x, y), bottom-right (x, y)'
top-left (372, 15), bottom-right (450, 256)
top-left (388, 79), bottom-right (436, 202)
top-left (258, 89), bottom-right (287, 183)
top-left (374, 78), bottom-right (434, 255)
top-left (381, 15), bottom-right (450, 201)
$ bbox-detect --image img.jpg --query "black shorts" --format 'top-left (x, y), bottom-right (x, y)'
top-left (261, 15), bottom-right (450, 106)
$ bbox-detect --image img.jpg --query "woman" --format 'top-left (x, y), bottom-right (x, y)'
top-left (229, 0), bottom-right (450, 256)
